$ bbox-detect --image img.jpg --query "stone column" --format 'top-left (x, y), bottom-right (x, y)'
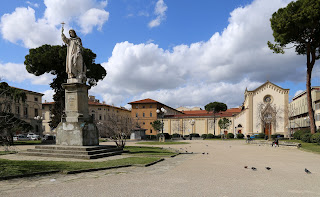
top-left (55, 82), bottom-right (99, 146)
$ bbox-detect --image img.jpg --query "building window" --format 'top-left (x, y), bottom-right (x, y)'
top-left (34, 97), bottom-right (38, 102)
top-left (136, 113), bottom-right (138, 117)
top-left (34, 108), bottom-right (38, 117)
top-left (142, 106), bottom-right (145, 108)
top-left (150, 129), bottom-right (152, 133)
top-left (143, 122), bottom-right (145, 125)
top-left (99, 115), bottom-right (102, 120)
top-left (15, 106), bottom-right (20, 115)
top-left (92, 114), bottom-right (95, 120)
top-left (98, 108), bottom-right (101, 110)
top-left (143, 113), bottom-right (145, 117)
top-left (150, 122), bottom-right (152, 125)
top-left (24, 107), bottom-right (28, 117)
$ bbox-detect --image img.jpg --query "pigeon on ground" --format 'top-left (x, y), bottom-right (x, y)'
top-left (202, 152), bottom-right (205, 154)
top-left (305, 168), bottom-right (311, 174)
top-left (207, 153), bottom-right (209, 155)
top-left (251, 167), bottom-right (257, 171)
top-left (266, 167), bottom-right (271, 170)
top-left (206, 145), bottom-right (208, 146)
top-left (244, 166), bottom-right (248, 169)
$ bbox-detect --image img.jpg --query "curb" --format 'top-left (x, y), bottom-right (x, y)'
top-left (144, 158), bottom-right (165, 167)
top-left (0, 170), bottom-right (60, 181)
top-left (170, 153), bottom-right (180, 158)
top-left (66, 165), bottom-right (132, 174)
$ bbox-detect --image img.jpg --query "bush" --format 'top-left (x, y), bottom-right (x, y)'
top-left (145, 135), bottom-right (157, 140)
top-left (227, 133), bottom-right (234, 139)
top-left (293, 130), bottom-right (310, 140)
top-left (301, 133), bottom-right (312, 143)
top-left (236, 133), bottom-right (244, 139)
top-left (310, 133), bottom-right (320, 144)
top-left (172, 133), bottom-right (181, 138)
top-left (256, 133), bottom-right (265, 139)
top-left (216, 134), bottom-right (222, 139)
top-left (206, 133), bottom-right (214, 139)
top-left (271, 134), bottom-right (284, 139)
top-left (190, 133), bottom-right (200, 138)
top-left (201, 134), bottom-right (207, 139)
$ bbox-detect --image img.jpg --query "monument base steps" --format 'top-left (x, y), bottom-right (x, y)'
top-left (19, 145), bottom-right (124, 160)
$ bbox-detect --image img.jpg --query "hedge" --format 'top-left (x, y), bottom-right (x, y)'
top-left (227, 133), bottom-right (234, 139)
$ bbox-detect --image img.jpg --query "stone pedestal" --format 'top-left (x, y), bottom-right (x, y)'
top-left (55, 82), bottom-right (99, 146)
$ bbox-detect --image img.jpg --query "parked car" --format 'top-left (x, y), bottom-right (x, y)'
top-left (13, 134), bottom-right (30, 141)
top-left (27, 133), bottom-right (36, 138)
top-left (30, 135), bottom-right (40, 140)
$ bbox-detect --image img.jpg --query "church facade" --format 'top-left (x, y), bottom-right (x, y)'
top-left (234, 81), bottom-right (289, 136)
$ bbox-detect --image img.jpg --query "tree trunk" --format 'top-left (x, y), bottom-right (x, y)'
top-left (306, 43), bottom-right (316, 134)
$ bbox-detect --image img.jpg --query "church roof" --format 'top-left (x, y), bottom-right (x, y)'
top-left (245, 81), bottom-right (289, 93)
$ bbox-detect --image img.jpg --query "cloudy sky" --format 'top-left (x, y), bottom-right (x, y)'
top-left (0, 0), bottom-right (319, 110)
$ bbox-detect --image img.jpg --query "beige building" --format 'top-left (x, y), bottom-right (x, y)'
top-left (162, 109), bottom-right (241, 136)
top-left (234, 81), bottom-right (289, 136)
top-left (289, 87), bottom-right (320, 132)
top-left (0, 85), bottom-right (44, 135)
top-left (129, 98), bottom-right (183, 135)
top-left (129, 81), bottom-right (290, 137)
top-left (42, 96), bottom-right (131, 136)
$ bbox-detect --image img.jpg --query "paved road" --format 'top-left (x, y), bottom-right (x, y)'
top-left (1, 140), bottom-right (320, 197)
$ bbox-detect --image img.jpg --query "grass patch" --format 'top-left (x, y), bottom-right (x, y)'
top-left (0, 157), bottom-right (160, 178)
top-left (124, 146), bottom-right (176, 156)
top-left (136, 141), bottom-right (189, 145)
top-left (0, 151), bottom-right (17, 155)
top-left (13, 140), bottom-right (42, 145)
top-left (282, 140), bottom-right (320, 154)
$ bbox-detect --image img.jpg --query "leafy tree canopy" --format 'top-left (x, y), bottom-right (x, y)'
top-left (218, 118), bottom-right (231, 130)
top-left (205, 102), bottom-right (227, 113)
top-left (151, 120), bottom-right (162, 132)
top-left (24, 44), bottom-right (106, 128)
top-left (268, 0), bottom-right (320, 56)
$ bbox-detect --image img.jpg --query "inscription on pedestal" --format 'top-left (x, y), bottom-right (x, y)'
top-left (68, 94), bottom-right (76, 111)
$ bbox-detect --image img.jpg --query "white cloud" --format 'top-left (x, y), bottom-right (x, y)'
top-left (0, 0), bottom-right (109, 48)
top-left (0, 7), bottom-right (60, 48)
top-left (78, 8), bottom-right (109, 34)
top-left (294, 90), bottom-right (304, 97)
top-left (26, 1), bottom-right (40, 8)
top-left (93, 0), bottom-right (305, 108)
top-left (0, 62), bottom-right (54, 85)
top-left (148, 0), bottom-right (167, 28)
top-left (42, 89), bottom-right (54, 102)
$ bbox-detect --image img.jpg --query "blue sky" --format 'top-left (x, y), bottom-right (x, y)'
top-left (0, 0), bottom-right (318, 109)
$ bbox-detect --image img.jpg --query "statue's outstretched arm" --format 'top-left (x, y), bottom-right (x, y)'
top-left (61, 32), bottom-right (69, 45)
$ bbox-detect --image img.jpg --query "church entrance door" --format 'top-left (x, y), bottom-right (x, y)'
top-left (264, 123), bottom-right (271, 136)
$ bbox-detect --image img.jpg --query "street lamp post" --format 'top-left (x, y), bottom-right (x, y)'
top-left (34, 115), bottom-right (43, 135)
top-left (189, 119), bottom-right (195, 140)
top-left (156, 107), bottom-right (167, 142)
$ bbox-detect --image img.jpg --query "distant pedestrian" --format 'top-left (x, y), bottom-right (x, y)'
top-left (272, 138), bottom-right (279, 147)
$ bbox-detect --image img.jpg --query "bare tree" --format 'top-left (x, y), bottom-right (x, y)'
top-left (97, 113), bottom-right (134, 148)
top-left (256, 102), bottom-right (283, 139)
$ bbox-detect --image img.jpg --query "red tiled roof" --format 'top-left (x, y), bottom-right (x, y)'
top-left (128, 98), bottom-right (159, 104)
top-left (165, 108), bottom-right (241, 118)
top-left (43, 101), bottom-right (130, 112)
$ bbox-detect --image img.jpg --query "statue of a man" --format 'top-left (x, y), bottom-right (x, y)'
top-left (61, 27), bottom-right (86, 83)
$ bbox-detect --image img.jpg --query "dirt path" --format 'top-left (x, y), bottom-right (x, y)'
top-left (1, 140), bottom-right (320, 197)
